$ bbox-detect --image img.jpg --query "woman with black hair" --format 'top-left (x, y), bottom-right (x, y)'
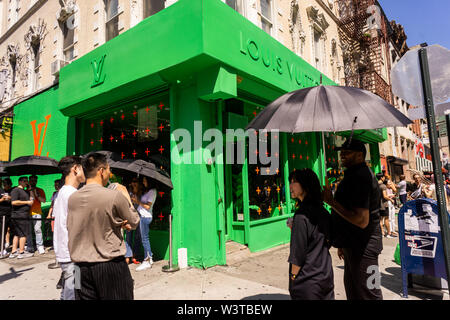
top-left (288, 168), bottom-right (334, 300)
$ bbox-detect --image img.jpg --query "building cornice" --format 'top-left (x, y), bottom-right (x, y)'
top-left (0, 0), bottom-right (48, 45)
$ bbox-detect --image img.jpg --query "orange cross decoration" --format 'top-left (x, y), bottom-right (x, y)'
top-left (278, 205), bottom-right (281, 211)
top-left (257, 208), bottom-right (262, 215)
top-left (267, 187), bottom-right (271, 193)
top-left (158, 191), bottom-right (165, 198)
top-left (159, 145), bottom-right (165, 154)
top-left (299, 139), bottom-right (302, 144)
top-left (255, 167), bottom-right (260, 175)
top-left (159, 102), bottom-right (164, 110)
top-left (146, 106), bottom-right (150, 113)
top-left (276, 186), bottom-right (280, 193)
top-left (268, 206), bottom-right (272, 213)
top-left (291, 137), bottom-right (295, 143)
top-left (276, 168), bottom-right (279, 175)
top-left (256, 187), bottom-right (261, 195)
top-left (292, 154), bottom-right (296, 159)
top-left (265, 168), bottom-right (270, 174)
top-left (306, 155), bottom-right (309, 160)
top-left (159, 124), bottom-right (164, 132)
top-left (121, 114), bottom-right (125, 120)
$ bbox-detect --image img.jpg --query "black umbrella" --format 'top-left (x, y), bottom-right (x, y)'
top-left (246, 85), bottom-right (413, 132)
top-left (110, 159), bottom-right (173, 190)
top-left (0, 161), bottom-right (8, 177)
top-left (82, 150), bottom-right (122, 165)
top-left (5, 156), bottom-right (60, 176)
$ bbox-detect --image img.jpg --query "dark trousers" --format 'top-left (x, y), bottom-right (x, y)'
top-left (399, 194), bottom-right (407, 205)
top-left (75, 257), bottom-right (134, 300)
top-left (343, 249), bottom-right (383, 300)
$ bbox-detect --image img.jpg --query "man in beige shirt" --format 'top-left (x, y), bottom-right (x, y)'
top-left (67, 153), bottom-right (140, 300)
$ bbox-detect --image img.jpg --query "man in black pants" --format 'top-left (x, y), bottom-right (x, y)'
top-left (323, 138), bottom-right (383, 300)
top-left (67, 153), bottom-right (140, 300)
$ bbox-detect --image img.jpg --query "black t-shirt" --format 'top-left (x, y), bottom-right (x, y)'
top-left (0, 187), bottom-right (12, 216)
top-left (11, 187), bottom-right (30, 218)
top-left (288, 202), bottom-right (334, 300)
top-left (331, 163), bottom-right (383, 257)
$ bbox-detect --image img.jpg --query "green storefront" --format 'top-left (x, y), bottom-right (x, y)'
top-left (10, 0), bottom-right (386, 268)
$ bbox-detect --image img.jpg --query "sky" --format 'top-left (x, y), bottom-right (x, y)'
top-left (378, 0), bottom-right (450, 50)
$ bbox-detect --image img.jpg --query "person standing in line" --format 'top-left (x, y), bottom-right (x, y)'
top-left (377, 174), bottom-right (392, 238)
top-left (132, 176), bottom-right (157, 272)
top-left (47, 179), bottom-right (62, 269)
top-left (67, 153), bottom-right (140, 300)
top-left (323, 139), bottom-right (383, 300)
top-left (386, 179), bottom-right (398, 237)
top-left (27, 175), bottom-right (46, 254)
top-left (53, 157), bottom-right (85, 300)
top-left (0, 178), bottom-right (12, 255)
top-left (397, 175), bottom-right (408, 206)
top-left (409, 174), bottom-right (425, 200)
top-left (288, 169), bottom-right (334, 300)
top-left (9, 177), bottom-right (34, 259)
top-left (125, 178), bottom-right (142, 265)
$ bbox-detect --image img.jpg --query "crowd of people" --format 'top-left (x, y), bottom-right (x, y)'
top-left (1, 143), bottom-right (446, 301)
top-left (0, 153), bottom-right (158, 300)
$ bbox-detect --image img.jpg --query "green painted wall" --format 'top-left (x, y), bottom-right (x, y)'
top-left (10, 86), bottom-right (69, 207)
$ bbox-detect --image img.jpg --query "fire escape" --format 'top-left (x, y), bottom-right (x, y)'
top-left (338, 0), bottom-right (393, 104)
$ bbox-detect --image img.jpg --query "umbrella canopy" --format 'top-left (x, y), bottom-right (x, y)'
top-left (110, 159), bottom-right (173, 190)
top-left (246, 85), bottom-right (413, 132)
top-left (82, 150), bottom-right (122, 165)
top-left (0, 161), bottom-right (9, 177)
top-left (5, 156), bottom-right (60, 176)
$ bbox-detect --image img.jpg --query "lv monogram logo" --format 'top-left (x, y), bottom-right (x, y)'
top-left (91, 54), bottom-right (106, 87)
top-left (30, 114), bottom-right (51, 157)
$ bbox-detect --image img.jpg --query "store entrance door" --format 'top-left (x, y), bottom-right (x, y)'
top-left (223, 111), bottom-right (250, 245)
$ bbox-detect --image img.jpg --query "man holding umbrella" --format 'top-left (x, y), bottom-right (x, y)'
top-left (323, 138), bottom-right (383, 300)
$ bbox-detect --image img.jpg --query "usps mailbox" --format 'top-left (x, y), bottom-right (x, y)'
top-left (398, 198), bottom-right (449, 298)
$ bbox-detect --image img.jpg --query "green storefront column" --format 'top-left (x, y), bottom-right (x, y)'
top-left (370, 143), bottom-right (382, 175)
top-left (170, 82), bottom-right (224, 268)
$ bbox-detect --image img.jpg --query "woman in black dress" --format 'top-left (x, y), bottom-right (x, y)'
top-left (288, 168), bottom-right (334, 300)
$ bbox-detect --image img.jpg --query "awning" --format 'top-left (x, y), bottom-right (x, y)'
top-left (387, 156), bottom-right (409, 165)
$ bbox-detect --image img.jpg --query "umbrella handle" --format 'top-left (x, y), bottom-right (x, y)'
top-left (349, 116), bottom-right (358, 143)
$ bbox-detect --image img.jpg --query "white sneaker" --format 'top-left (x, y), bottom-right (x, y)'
top-left (136, 259), bottom-right (152, 271)
top-left (38, 246), bottom-right (45, 254)
top-left (17, 251), bottom-right (34, 259)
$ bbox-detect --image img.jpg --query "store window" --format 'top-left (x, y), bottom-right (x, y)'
top-left (143, 0), bottom-right (165, 18)
top-left (259, 0), bottom-right (273, 35)
top-left (105, 0), bottom-right (119, 41)
top-left (80, 94), bottom-right (172, 231)
top-left (247, 132), bottom-right (285, 221)
top-left (225, 0), bottom-right (245, 16)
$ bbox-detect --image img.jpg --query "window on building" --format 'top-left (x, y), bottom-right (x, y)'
top-left (105, 0), bottom-right (119, 41)
top-left (226, 0), bottom-right (245, 16)
top-left (143, 0), bottom-right (165, 18)
top-left (259, 0), bottom-right (273, 35)
top-left (313, 28), bottom-right (322, 70)
top-left (63, 18), bottom-right (75, 61)
top-left (32, 43), bottom-right (40, 91)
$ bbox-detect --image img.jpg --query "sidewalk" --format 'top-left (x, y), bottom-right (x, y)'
top-left (0, 237), bottom-right (448, 300)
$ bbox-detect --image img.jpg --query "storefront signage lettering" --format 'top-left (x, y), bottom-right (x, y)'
top-left (239, 31), bottom-right (318, 88)
top-left (30, 114), bottom-right (51, 157)
top-left (91, 54), bottom-right (106, 88)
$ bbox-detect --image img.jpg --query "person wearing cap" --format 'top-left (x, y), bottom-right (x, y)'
top-left (323, 138), bottom-right (383, 300)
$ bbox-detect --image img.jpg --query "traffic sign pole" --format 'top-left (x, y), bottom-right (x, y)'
top-left (419, 46), bottom-right (450, 293)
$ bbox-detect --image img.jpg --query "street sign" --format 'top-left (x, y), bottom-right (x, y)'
top-left (391, 44), bottom-right (450, 111)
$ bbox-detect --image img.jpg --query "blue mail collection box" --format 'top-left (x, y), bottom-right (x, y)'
top-left (398, 198), bottom-right (449, 298)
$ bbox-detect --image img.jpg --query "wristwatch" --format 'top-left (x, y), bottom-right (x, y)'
top-left (290, 273), bottom-right (297, 280)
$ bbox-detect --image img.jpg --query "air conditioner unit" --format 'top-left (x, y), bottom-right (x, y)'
top-left (51, 59), bottom-right (68, 76)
